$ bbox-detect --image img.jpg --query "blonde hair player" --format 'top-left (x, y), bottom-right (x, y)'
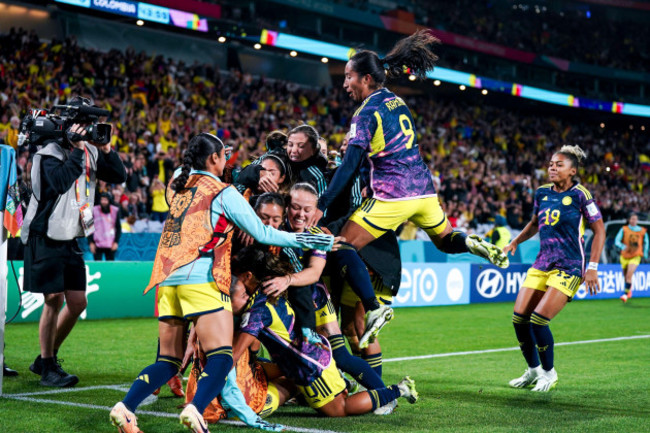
top-left (503, 145), bottom-right (605, 392)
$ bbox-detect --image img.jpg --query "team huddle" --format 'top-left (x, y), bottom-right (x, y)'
top-left (107, 31), bottom-right (606, 433)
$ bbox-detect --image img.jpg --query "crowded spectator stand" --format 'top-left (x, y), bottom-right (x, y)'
top-left (1, 28), bottom-right (648, 253)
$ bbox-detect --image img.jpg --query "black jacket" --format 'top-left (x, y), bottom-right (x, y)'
top-left (289, 153), bottom-right (328, 197)
top-left (29, 143), bottom-right (127, 237)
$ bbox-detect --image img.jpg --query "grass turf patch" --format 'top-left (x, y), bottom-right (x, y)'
top-left (2, 298), bottom-right (649, 432)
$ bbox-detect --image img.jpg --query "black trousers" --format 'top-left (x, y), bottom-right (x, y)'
top-left (93, 248), bottom-right (115, 261)
top-left (288, 284), bottom-right (316, 331)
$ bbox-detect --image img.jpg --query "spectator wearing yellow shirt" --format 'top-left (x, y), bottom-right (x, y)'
top-left (5, 116), bottom-right (21, 149)
top-left (158, 130), bottom-right (177, 153)
top-left (0, 113), bottom-right (11, 137)
top-left (148, 150), bottom-right (175, 185)
top-left (149, 177), bottom-right (169, 222)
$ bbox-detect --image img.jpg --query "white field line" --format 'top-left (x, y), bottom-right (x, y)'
top-left (7, 384), bottom-right (133, 397)
top-left (4, 334), bottom-right (648, 433)
top-left (3, 393), bottom-right (340, 433)
top-left (384, 334), bottom-right (650, 363)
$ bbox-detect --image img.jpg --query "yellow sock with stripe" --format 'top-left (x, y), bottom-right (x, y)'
top-left (123, 355), bottom-right (181, 411)
top-left (191, 346), bottom-right (233, 413)
top-left (367, 385), bottom-right (401, 410)
top-left (530, 312), bottom-right (554, 371)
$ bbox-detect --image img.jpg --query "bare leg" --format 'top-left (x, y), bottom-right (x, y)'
top-left (193, 310), bottom-right (234, 352)
top-left (625, 263), bottom-right (638, 287)
top-left (317, 393), bottom-right (348, 417)
top-left (53, 291), bottom-right (88, 351)
top-left (158, 318), bottom-right (188, 359)
top-left (513, 287), bottom-right (545, 316)
top-left (319, 390), bottom-right (398, 417)
top-left (338, 220), bottom-right (378, 250)
top-left (40, 293), bottom-right (64, 358)
top-left (534, 288), bottom-right (569, 320)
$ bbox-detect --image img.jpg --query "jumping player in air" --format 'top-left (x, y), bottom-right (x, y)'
top-left (108, 133), bottom-right (335, 433)
top-left (308, 30), bottom-right (509, 348)
top-left (503, 145), bottom-right (605, 392)
top-left (614, 213), bottom-right (648, 303)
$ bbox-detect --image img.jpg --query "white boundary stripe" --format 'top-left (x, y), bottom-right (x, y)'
top-left (384, 334), bottom-right (650, 363)
top-left (5, 335), bottom-right (647, 432)
top-left (6, 383), bottom-right (133, 397)
top-left (3, 394), bottom-right (340, 433)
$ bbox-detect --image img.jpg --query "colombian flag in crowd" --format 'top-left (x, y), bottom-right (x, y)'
top-left (640, 154), bottom-right (650, 172)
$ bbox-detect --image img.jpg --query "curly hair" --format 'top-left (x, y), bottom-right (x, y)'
top-left (349, 29), bottom-right (440, 87)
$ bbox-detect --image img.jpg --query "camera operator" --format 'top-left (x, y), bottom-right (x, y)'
top-left (21, 101), bottom-right (126, 387)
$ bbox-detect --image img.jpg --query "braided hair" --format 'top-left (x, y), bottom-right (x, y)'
top-left (349, 29), bottom-right (440, 87)
top-left (171, 132), bottom-right (224, 192)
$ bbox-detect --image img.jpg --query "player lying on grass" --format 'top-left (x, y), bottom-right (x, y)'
top-left (261, 183), bottom-right (390, 396)
top-left (230, 247), bottom-right (419, 417)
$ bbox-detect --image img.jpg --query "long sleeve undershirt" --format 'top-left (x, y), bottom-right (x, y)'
top-left (317, 144), bottom-right (365, 212)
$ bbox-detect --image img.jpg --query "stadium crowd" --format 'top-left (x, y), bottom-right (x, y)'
top-left (209, 0), bottom-right (650, 72)
top-left (418, 0), bottom-right (650, 72)
top-left (1, 28), bottom-right (648, 239)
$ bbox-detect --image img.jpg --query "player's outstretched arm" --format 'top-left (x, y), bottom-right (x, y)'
top-left (503, 214), bottom-right (539, 256)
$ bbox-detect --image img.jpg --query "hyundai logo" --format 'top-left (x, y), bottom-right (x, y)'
top-left (476, 269), bottom-right (504, 298)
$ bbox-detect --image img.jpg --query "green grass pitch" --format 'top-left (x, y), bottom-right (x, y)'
top-left (2, 298), bottom-right (649, 433)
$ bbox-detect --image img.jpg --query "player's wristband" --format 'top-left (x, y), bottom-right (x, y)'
top-left (587, 262), bottom-right (599, 271)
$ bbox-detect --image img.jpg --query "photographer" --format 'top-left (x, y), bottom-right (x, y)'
top-left (21, 98), bottom-right (126, 387)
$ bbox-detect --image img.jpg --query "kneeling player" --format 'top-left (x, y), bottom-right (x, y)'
top-left (231, 248), bottom-right (418, 416)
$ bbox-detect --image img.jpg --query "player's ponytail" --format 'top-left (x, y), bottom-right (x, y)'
top-left (172, 133), bottom-right (224, 192)
top-left (171, 147), bottom-right (194, 192)
top-left (266, 130), bottom-right (288, 152)
top-left (349, 30), bottom-right (439, 88)
top-left (382, 29), bottom-right (440, 80)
